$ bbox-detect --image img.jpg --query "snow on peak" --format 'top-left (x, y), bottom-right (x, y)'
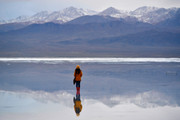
top-left (61, 6), bottom-right (97, 17)
top-left (131, 6), bottom-right (159, 15)
top-left (46, 7), bottom-right (97, 23)
top-left (99, 7), bottom-right (129, 18)
top-left (2, 7), bottom-right (97, 24)
top-left (0, 6), bottom-right (179, 25)
top-left (61, 7), bottom-right (85, 17)
top-left (33, 11), bottom-right (50, 17)
top-left (100, 7), bottom-right (121, 15)
top-left (130, 6), bottom-right (178, 24)
top-left (16, 15), bottom-right (29, 20)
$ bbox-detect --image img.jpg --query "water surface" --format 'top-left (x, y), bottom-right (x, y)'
top-left (0, 58), bottom-right (180, 120)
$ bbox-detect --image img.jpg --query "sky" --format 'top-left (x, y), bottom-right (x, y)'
top-left (0, 0), bottom-right (180, 20)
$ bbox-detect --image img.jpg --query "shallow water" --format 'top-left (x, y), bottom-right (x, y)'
top-left (0, 59), bottom-right (180, 120)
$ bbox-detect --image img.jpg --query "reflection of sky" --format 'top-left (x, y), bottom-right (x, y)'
top-left (0, 61), bottom-right (179, 102)
top-left (0, 61), bottom-right (180, 119)
top-left (0, 90), bottom-right (180, 120)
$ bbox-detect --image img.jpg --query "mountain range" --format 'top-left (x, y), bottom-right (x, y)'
top-left (0, 7), bottom-right (97, 25)
top-left (0, 6), bottom-right (179, 25)
top-left (0, 6), bottom-right (180, 57)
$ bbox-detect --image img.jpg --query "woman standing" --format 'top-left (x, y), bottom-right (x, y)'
top-left (74, 65), bottom-right (83, 95)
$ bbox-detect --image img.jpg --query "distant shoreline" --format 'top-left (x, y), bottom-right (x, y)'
top-left (0, 57), bottom-right (180, 63)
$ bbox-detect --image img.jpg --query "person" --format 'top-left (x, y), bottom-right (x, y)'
top-left (74, 65), bottom-right (83, 95)
top-left (73, 94), bottom-right (82, 116)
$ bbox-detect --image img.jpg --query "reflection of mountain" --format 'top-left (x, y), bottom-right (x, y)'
top-left (97, 91), bottom-right (177, 108)
top-left (0, 90), bottom-right (176, 108)
top-left (1, 90), bottom-right (180, 120)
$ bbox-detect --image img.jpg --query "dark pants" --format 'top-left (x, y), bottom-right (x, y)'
top-left (76, 81), bottom-right (80, 88)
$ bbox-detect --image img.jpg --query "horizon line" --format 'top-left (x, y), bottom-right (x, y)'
top-left (0, 57), bottom-right (180, 63)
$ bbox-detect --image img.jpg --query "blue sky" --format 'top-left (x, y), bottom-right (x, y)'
top-left (0, 0), bottom-right (180, 20)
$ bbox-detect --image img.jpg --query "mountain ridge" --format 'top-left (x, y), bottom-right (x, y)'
top-left (0, 17), bottom-right (180, 57)
top-left (0, 6), bottom-right (180, 57)
top-left (1, 6), bottom-right (179, 25)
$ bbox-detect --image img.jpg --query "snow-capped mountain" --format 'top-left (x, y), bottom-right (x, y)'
top-left (2, 7), bottom-right (97, 24)
top-left (7, 15), bottom-right (30, 23)
top-left (130, 6), bottom-right (159, 16)
top-left (99, 7), bottom-right (129, 18)
top-left (44, 7), bottom-right (97, 23)
top-left (0, 6), bottom-right (179, 25)
top-left (30, 11), bottom-right (50, 22)
top-left (99, 7), bottom-right (121, 15)
top-left (98, 6), bottom-right (179, 24)
top-left (130, 6), bottom-right (178, 23)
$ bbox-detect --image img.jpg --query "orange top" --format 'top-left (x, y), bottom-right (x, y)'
top-left (74, 70), bottom-right (83, 81)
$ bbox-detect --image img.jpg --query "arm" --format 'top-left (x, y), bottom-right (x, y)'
top-left (80, 71), bottom-right (83, 77)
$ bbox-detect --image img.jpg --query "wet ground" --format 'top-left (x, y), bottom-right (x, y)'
top-left (0, 60), bottom-right (180, 120)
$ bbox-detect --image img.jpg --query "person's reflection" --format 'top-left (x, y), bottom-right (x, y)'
top-left (73, 93), bottom-right (82, 116)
